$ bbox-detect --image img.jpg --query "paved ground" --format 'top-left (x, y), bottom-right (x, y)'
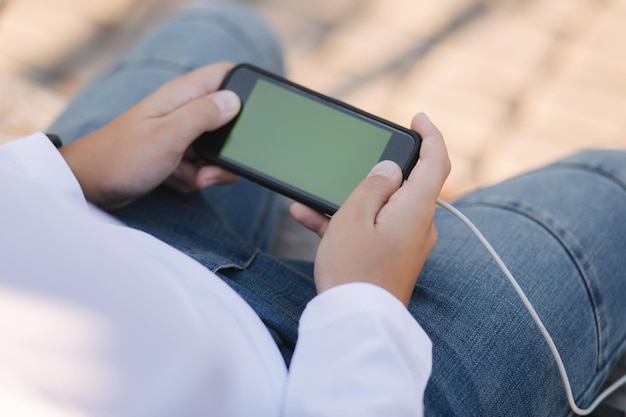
top-left (1, 0), bottom-right (625, 414)
top-left (2, 0), bottom-right (626, 198)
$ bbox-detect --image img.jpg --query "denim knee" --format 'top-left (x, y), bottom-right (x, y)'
top-left (181, 2), bottom-right (285, 74)
top-left (552, 149), bottom-right (626, 189)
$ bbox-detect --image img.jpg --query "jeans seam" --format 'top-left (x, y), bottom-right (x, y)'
top-left (215, 248), bottom-right (259, 272)
top-left (458, 159), bottom-right (626, 375)
top-left (539, 161), bottom-right (626, 374)
top-left (549, 161), bottom-right (626, 192)
top-left (178, 11), bottom-right (273, 67)
top-left (185, 247), bottom-right (260, 274)
top-left (454, 199), bottom-right (603, 373)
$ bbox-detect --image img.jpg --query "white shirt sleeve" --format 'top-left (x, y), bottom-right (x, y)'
top-left (284, 283), bottom-right (432, 417)
top-left (0, 133), bottom-right (87, 208)
top-left (1, 133), bottom-right (434, 416)
top-left (0, 133), bottom-right (287, 417)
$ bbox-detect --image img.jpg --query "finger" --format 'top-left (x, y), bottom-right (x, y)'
top-left (165, 161), bottom-right (203, 193)
top-left (374, 114), bottom-right (450, 229)
top-left (159, 89), bottom-right (241, 151)
top-left (336, 160), bottom-right (403, 224)
top-left (195, 165), bottom-right (238, 188)
top-left (290, 202), bottom-right (330, 237)
top-left (406, 113), bottom-right (451, 198)
top-left (164, 178), bottom-right (198, 194)
top-left (146, 62), bottom-right (235, 117)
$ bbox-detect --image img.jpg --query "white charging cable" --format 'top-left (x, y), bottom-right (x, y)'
top-left (436, 198), bottom-right (626, 416)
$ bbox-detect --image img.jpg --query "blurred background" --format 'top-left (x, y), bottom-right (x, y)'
top-left (2, 0), bottom-right (626, 200)
top-left (1, 0), bottom-right (625, 414)
top-left (267, 0), bottom-right (626, 200)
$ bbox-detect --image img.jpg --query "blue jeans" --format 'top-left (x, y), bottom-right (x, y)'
top-left (49, 3), bottom-right (626, 416)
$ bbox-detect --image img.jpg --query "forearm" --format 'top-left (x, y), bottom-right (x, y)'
top-left (58, 130), bottom-right (132, 209)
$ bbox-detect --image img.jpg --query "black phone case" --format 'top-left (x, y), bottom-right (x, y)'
top-left (193, 63), bottom-right (421, 215)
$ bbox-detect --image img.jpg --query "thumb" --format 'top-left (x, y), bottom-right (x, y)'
top-left (210, 90), bottom-right (241, 119)
top-left (338, 160), bottom-right (403, 222)
top-left (195, 89), bottom-right (241, 131)
top-left (367, 160), bottom-right (401, 179)
top-left (160, 90), bottom-right (241, 147)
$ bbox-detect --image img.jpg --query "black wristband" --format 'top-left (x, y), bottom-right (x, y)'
top-left (45, 133), bottom-right (63, 148)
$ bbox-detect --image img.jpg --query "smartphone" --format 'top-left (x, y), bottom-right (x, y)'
top-left (193, 64), bottom-right (421, 215)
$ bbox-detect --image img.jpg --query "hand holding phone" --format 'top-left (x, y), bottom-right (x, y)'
top-left (295, 113), bottom-right (451, 305)
top-left (60, 63), bottom-right (240, 209)
top-left (193, 64), bottom-right (421, 215)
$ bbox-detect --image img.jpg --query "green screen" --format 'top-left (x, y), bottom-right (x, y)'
top-left (221, 79), bottom-right (392, 206)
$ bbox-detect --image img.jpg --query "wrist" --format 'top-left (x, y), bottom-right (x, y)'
top-left (58, 139), bottom-right (109, 207)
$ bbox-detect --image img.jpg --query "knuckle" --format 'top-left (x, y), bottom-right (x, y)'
top-left (361, 175), bottom-right (393, 193)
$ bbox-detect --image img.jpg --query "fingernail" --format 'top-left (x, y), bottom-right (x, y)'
top-left (368, 160), bottom-right (398, 178)
top-left (212, 90), bottom-right (240, 113)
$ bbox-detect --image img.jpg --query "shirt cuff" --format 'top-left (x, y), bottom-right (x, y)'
top-left (288, 282), bottom-right (432, 416)
top-left (0, 133), bottom-right (87, 208)
top-left (301, 282), bottom-right (432, 366)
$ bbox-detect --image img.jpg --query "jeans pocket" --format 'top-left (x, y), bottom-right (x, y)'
top-left (186, 247), bottom-right (260, 274)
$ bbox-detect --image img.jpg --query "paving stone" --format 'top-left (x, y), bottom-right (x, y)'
top-left (584, 10), bottom-right (626, 65)
top-left (418, 46), bottom-right (534, 100)
top-left (283, 52), bottom-right (355, 101)
top-left (17, 0), bottom-right (142, 25)
top-left (256, 5), bottom-right (326, 55)
top-left (258, 0), bottom-right (360, 26)
top-left (315, 19), bottom-right (419, 77)
top-left (0, 75), bottom-right (66, 127)
top-left (440, 152), bottom-right (480, 199)
top-left (563, 52), bottom-right (626, 97)
top-left (515, 0), bottom-right (601, 39)
top-left (445, 12), bottom-right (555, 76)
top-left (516, 81), bottom-right (626, 149)
top-left (611, 0), bottom-right (626, 12)
top-left (0, 1), bottom-right (98, 70)
top-left (332, 74), bottom-right (401, 121)
top-left (391, 78), bottom-right (511, 157)
top-left (0, 55), bottom-right (22, 74)
top-left (364, 0), bottom-right (485, 37)
top-left (476, 130), bottom-right (579, 188)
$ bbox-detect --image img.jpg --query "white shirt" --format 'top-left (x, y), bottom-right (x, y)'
top-left (0, 133), bottom-right (432, 416)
